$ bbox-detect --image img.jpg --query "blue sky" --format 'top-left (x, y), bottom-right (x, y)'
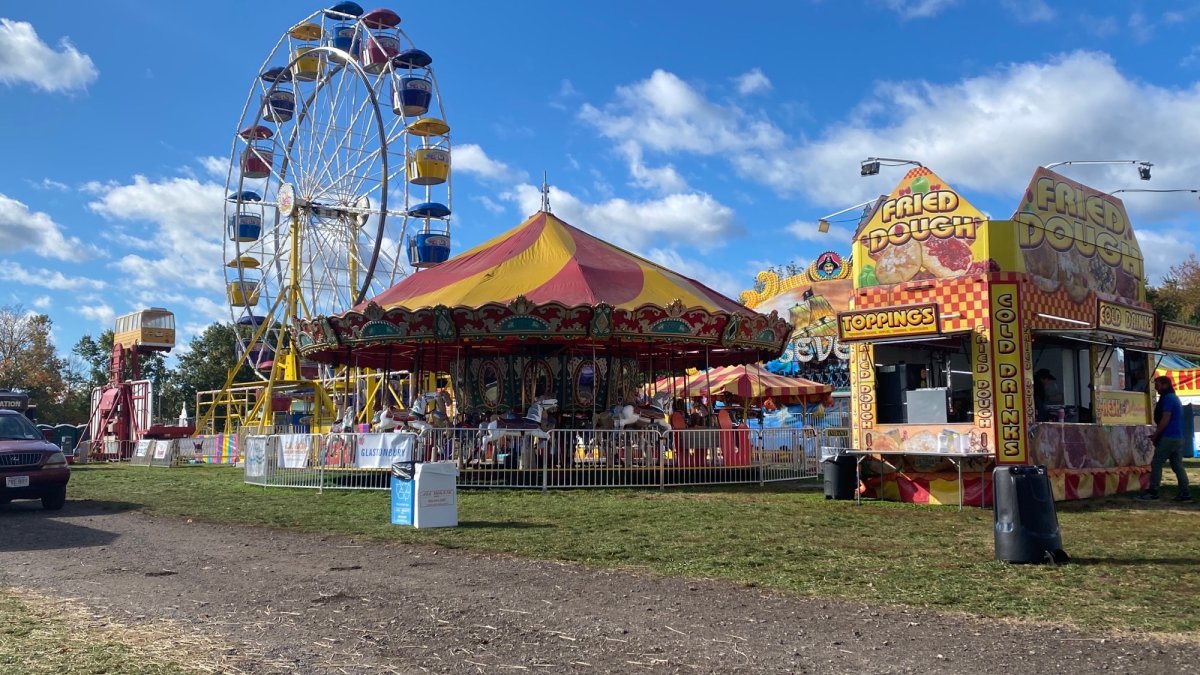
top-left (4, 0), bottom-right (1200, 363)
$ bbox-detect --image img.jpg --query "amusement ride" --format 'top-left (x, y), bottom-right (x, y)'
top-left (196, 2), bottom-right (453, 433)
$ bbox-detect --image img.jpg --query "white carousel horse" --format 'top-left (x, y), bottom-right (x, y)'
top-left (592, 391), bottom-right (672, 432)
top-left (330, 406), bottom-right (358, 434)
top-left (477, 397), bottom-right (559, 451)
top-left (373, 392), bottom-right (446, 435)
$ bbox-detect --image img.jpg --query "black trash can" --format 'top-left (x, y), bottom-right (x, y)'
top-left (823, 454), bottom-right (857, 500)
top-left (993, 465), bottom-right (1069, 564)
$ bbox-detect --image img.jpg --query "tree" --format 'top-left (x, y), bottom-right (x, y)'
top-left (0, 305), bottom-right (66, 416)
top-left (1148, 254), bottom-right (1200, 326)
top-left (169, 322), bottom-right (258, 415)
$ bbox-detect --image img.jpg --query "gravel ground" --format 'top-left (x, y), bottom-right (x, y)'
top-left (1, 498), bottom-right (1197, 674)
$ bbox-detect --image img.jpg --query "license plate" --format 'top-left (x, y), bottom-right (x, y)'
top-left (5, 475), bottom-right (30, 488)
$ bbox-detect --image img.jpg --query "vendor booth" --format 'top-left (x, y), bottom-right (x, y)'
top-left (1155, 321), bottom-right (1200, 456)
top-left (842, 166), bottom-right (1157, 504)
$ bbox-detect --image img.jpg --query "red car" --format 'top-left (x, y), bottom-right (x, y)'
top-left (0, 410), bottom-right (70, 510)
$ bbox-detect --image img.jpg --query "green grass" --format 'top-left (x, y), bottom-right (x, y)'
top-left (0, 591), bottom-right (194, 674)
top-left (60, 461), bottom-right (1200, 634)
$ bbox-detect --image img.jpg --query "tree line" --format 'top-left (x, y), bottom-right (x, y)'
top-left (0, 308), bottom-right (256, 425)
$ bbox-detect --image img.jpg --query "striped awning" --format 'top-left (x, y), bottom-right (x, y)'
top-left (653, 365), bottom-right (832, 402)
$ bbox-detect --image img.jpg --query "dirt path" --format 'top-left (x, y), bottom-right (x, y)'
top-left (1, 499), bottom-right (1196, 674)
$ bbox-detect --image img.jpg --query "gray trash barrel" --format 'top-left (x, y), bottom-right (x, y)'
top-left (993, 465), bottom-right (1069, 564)
top-left (823, 454), bottom-right (857, 500)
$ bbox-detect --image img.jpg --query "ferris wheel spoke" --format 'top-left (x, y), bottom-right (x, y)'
top-left (226, 7), bottom-right (449, 381)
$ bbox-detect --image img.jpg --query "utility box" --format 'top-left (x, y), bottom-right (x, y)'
top-left (391, 461), bottom-right (459, 528)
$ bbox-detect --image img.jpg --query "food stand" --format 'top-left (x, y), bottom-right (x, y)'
top-left (842, 166), bottom-right (1157, 504)
top-left (1155, 321), bottom-right (1200, 456)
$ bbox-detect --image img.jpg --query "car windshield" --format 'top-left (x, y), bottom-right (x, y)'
top-left (0, 415), bottom-right (42, 440)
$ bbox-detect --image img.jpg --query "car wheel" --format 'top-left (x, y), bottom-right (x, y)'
top-left (41, 486), bottom-right (67, 511)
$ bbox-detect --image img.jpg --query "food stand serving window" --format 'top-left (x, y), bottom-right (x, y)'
top-left (871, 335), bottom-right (973, 424)
top-left (1031, 337), bottom-right (1091, 422)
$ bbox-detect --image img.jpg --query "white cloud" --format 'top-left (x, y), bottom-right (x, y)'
top-left (753, 51), bottom-right (1200, 220)
top-left (0, 193), bottom-right (92, 260)
top-left (1001, 0), bottom-right (1055, 22)
top-left (85, 175), bottom-right (227, 292)
top-left (785, 220), bottom-right (855, 244)
top-left (506, 183), bottom-right (742, 254)
top-left (1129, 11), bottom-right (1153, 43)
top-left (198, 155), bottom-right (228, 179)
top-left (31, 296), bottom-right (51, 309)
top-left (579, 69), bottom-right (786, 156)
top-left (454, 143), bottom-right (529, 183)
top-left (75, 301), bottom-right (115, 328)
top-left (0, 263), bottom-right (106, 291)
top-left (1134, 228), bottom-right (1197, 285)
top-left (734, 68), bottom-right (772, 96)
top-left (1182, 45), bottom-right (1200, 68)
top-left (0, 19), bottom-right (97, 93)
top-left (476, 195), bottom-right (506, 214)
top-left (32, 178), bottom-right (68, 191)
top-left (879, 0), bottom-right (958, 19)
top-left (618, 141), bottom-right (689, 193)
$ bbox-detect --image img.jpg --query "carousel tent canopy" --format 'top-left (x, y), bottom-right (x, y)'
top-left (297, 211), bottom-right (792, 370)
top-left (362, 210), bottom-right (750, 313)
top-left (654, 365), bottom-right (832, 403)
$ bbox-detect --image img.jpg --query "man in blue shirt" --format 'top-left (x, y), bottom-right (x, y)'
top-left (1139, 376), bottom-right (1193, 502)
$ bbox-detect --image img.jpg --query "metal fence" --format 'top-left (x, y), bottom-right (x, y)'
top-left (234, 423), bottom-right (847, 492)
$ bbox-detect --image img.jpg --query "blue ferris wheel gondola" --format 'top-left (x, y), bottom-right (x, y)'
top-left (393, 48), bottom-right (432, 69)
top-left (407, 201), bottom-right (450, 219)
top-left (323, 1), bottom-right (364, 18)
top-left (227, 191), bottom-right (262, 202)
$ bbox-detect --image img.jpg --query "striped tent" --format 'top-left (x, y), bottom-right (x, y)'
top-left (297, 211), bottom-right (792, 370)
top-left (654, 365), bottom-right (831, 403)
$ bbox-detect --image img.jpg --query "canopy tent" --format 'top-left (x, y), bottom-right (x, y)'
top-left (653, 365), bottom-right (832, 403)
top-left (297, 211), bottom-right (792, 371)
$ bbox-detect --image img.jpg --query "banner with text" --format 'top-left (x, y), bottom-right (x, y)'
top-left (356, 433), bottom-right (416, 469)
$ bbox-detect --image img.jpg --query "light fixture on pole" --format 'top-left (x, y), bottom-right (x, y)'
top-left (860, 157), bottom-right (924, 177)
top-left (816, 197), bottom-right (885, 233)
top-left (1043, 160), bottom-right (1154, 181)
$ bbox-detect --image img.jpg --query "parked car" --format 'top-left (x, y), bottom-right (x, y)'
top-left (0, 409), bottom-right (70, 510)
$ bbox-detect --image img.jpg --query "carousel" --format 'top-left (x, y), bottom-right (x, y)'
top-left (294, 206), bottom-right (796, 485)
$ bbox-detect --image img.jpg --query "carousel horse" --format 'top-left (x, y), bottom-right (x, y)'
top-left (373, 392), bottom-right (445, 435)
top-left (592, 391), bottom-right (672, 432)
top-left (477, 397), bottom-right (559, 451)
top-left (330, 407), bottom-right (359, 434)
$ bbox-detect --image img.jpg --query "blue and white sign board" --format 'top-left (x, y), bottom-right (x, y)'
top-left (391, 472), bottom-right (414, 526)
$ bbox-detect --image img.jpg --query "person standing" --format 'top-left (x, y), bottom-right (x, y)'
top-left (1139, 376), bottom-right (1193, 502)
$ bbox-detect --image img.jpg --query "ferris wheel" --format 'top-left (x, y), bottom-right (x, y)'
top-left (222, 2), bottom-right (452, 379)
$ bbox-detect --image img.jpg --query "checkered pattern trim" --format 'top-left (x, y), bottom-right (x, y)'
top-left (853, 273), bottom-right (996, 333)
top-left (1023, 279), bottom-right (1094, 329)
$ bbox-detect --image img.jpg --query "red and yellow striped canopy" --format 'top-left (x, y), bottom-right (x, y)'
top-left (362, 211), bottom-right (748, 313)
top-left (654, 365), bottom-right (831, 402)
top-left (298, 211), bottom-right (793, 370)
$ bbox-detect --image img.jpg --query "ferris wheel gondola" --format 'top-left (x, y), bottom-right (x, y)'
top-left (222, 3), bottom-right (453, 381)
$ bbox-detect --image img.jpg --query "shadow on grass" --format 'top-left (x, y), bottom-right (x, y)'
top-left (0, 499), bottom-right (141, 552)
top-left (1069, 556), bottom-right (1200, 566)
top-left (455, 520), bottom-right (552, 529)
